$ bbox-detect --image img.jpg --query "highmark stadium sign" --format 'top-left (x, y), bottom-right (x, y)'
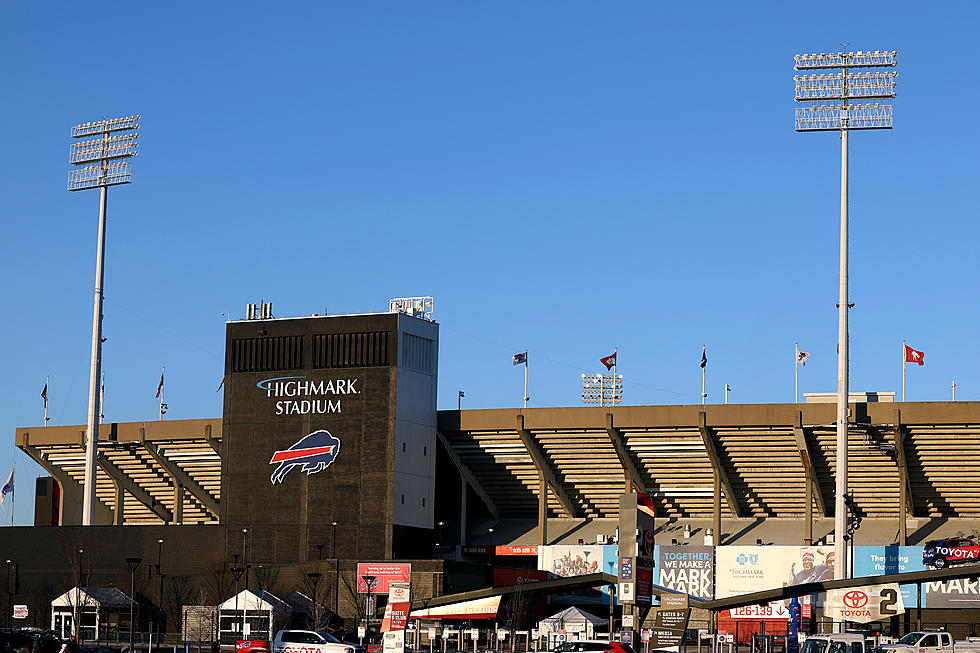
top-left (257, 376), bottom-right (360, 415)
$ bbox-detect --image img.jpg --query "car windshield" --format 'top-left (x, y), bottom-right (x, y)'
top-left (800, 640), bottom-right (828, 653)
top-left (317, 632), bottom-right (341, 644)
top-left (897, 634), bottom-right (925, 645)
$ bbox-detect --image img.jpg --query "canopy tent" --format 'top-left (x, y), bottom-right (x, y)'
top-left (538, 607), bottom-right (608, 640)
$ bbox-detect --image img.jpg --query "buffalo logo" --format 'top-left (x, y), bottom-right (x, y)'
top-left (842, 591), bottom-right (868, 609)
top-left (269, 430), bottom-right (341, 484)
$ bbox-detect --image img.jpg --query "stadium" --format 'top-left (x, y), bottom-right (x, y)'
top-left (7, 299), bottom-right (980, 646)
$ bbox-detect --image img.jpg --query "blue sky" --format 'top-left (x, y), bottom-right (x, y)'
top-left (1, 2), bottom-right (977, 524)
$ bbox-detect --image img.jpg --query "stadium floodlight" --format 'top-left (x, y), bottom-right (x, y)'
top-left (581, 373), bottom-right (623, 407)
top-left (68, 114), bottom-right (141, 526)
top-left (794, 48), bottom-right (896, 587)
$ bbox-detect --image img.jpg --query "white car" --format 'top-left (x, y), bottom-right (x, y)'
top-left (272, 630), bottom-right (364, 653)
top-left (874, 632), bottom-right (980, 653)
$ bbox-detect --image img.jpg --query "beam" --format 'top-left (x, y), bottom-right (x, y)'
top-left (18, 439), bottom-right (113, 525)
top-left (517, 414), bottom-right (578, 518)
top-left (793, 417), bottom-right (829, 518)
top-left (205, 422), bottom-right (221, 456)
top-left (605, 413), bottom-right (644, 493)
top-left (698, 412), bottom-right (742, 518)
top-left (436, 432), bottom-right (500, 520)
top-left (892, 410), bottom-right (915, 542)
top-left (96, 453), bottom-right (172, 523)
top-left (141, 438), bottom-right (220, 517)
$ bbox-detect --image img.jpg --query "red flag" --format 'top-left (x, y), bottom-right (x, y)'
top-left (904, 345), bottom-right (924, 366)
top-left (600, 351), bottom-right (616, 370)
top-left (155, 368), bottom-right (165, 398)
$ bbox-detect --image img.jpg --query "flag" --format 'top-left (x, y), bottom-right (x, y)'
top-left (458, 390), bottom-right (465, 398)
top-left (41, 379), bottom-right (48, 404)
top-left (600, 351), bottom-right (617, 370)
top-left (797, 347), bottom-right (810, 366)
top-left (512, 352), bottom-right (527, 365)
top-left (700, 347), bottom-right (707, 369)
top-left (0, 468), bottom-right (13, 508)
top-left (904, 345), bottom-right (924, 366)
top-left (155, 367), bottom-right (165, 398)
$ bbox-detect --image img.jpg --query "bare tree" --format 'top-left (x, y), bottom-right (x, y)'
top-left (253, 567), bottom-right (280, 595)
top-left (204, 556), bottom-right (234, 606)
top-left (183, 588), bottom-right (219, 653)
top-left (164, 575), bottom-right (194, 638)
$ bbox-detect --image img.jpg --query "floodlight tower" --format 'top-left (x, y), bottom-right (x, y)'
top-left (794, 50), bottom-right (896, 582)
top-left (68, 115), bottom-right (140, 526)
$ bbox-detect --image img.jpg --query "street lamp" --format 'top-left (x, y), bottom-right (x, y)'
top-left (794, 48), bottom-right (897, 583)
top-left (69, 114), bottom-right (140, 525)
top-left (156, 539), bottom-right (164, 624)
top-left (361, 575), bottom-right (377, 640)
top-left (242, 529), bottom-right (249, 591)
top-left (5, 559), bottom-right (11, 631)
top-left (231, 566), bottom-right (246, 642)
top-left (125, 557), bottom-right (142, 648)
top-left (306, 573), bottom-right (323, 630)
top-left (488, 528), bottom-right (495, 564)
top-left (331, 522), bottom-right (338, 558)
top-left (437, 521), bottom-right (445, 550)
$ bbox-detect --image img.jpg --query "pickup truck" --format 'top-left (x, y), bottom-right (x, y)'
top-left (874, 631), bottom-right (980, 653)
top-left (272, 630), bottom-right (365, 653)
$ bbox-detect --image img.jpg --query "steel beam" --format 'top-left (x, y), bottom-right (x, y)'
top-left (793, 417), bottom-right (829, 518)
top-left (436, 432), bottom-right (500, 520)
top-left (517, 414), bottom-right (578, 518)
top-left (605, 413), bottom-right (644, 493)
top-left (205, 422), bottom-right (221, 456)
top-left (96, 453), bottom-right (172, 523)
top-left (19, 439), bottom-right (113, 525)
top-left (141, 438), bottom-right (220, 517)
top-left (698, 412), bottom-right (742, 518)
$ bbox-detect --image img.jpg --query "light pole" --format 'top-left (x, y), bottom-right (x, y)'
top-left (437, 521), bottom-right (445, 550)
top-left (75, 549), bottom-right (84, 642)
top-left (68, 115), bottom-right (140, 525)
top-left (231, 566), bottom-right (246, 642)
top-left (331, 522), bottom-right (338, 557)
top-left (361, 575), bottom-right (377, 641)
top-left (156, 539), bottom-right (164, 628)
top-left (5, 559), bottom-right (11, 631)
top-left (307, 573), bottom-right (322, 630)
top-left (125, 557), bottom-right (142, 648)
top-left (487, 528), bottom-right (495, 566)
top-left (242, 529), bottom-right (249, 591)
top-left (794, 48), bottom-right (897, 586)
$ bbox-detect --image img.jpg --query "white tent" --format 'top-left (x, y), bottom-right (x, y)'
top-left (219, 590), bottom-right (315, 643)
top-left (51, 587), bottom-right (134, 641)
top-left (538, 607), bottom-right (609, 641)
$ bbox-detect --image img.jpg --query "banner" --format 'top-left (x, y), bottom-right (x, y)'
top-left (824, 584), bottom-right (905, 623)
top-left (716, 546), bottom-right (832, 598)
top-left (925, 578), bottom-right (980, 608)
top-left (853, 546), bottom-right (924, 605)
top-left (657, 545), bottom-right (714, 600)
top-left (357, 563), bottom-right (411, 593)
top-left (410, 596), bottom-right (501, 620)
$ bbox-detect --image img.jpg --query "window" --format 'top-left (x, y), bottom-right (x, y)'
top-left (851, 643), bottom-right (864, 653)
top-left (922, 636), bottom-right (939, 648)
top-left (423, 446), bottom-right (427, 456)
top-left (941, 635), bottom-right (952, 647)
top-left (401, 495), bottom-right (405, 504)
top-left (402, 442), bottom-right (406, 452)
top-left (422, 497), bottom-right (426, 507)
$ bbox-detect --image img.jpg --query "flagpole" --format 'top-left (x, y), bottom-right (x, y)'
top-left (159, 366), bottom-right (166, 421)
top-left (902, 340), bottom-right (906, 402)
top-left (9, 462), bottom-right (14, 527)
top-left (795, 343), bottom-right (799, 403)
top-left (523, 353), bottom-right (528, 409)
top-left (613, 347), bottom-right (617, 407)
top-left (43, 376), bottom-right (48, 426)
top-left (701, 346), bottom-right (706, 406)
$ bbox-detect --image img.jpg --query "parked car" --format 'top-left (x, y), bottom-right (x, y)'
top-left (801, 633), bottom-right (867, 653)
top-left (554, 641), bottom-right (635, 653)
top-left (922, 538), bottom-right (980, 569)
top-left (272, 630), bottom-right (365, 653)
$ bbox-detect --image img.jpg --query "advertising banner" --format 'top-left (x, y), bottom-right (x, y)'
top-left (852, 546), bottom-right (924, 605)
top-left (824, 583), bottom-right (905, 623)
top-left (716, 546), bottom-right (833, 598)
top-left (657, 545), bottom-right (714, 600)
top-left (539, 545), bottom-right (617, 600)
top-left (925, 577), bottom-right (980, 608)
top-left (357, 563), bottom-right (412, 593)
top-left (410, 596), bottom-right (501, 619)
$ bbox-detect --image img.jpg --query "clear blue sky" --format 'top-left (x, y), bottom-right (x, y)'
top-left (2, 2), bottom-right (977, 524)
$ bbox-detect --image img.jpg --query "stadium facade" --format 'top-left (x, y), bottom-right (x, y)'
top-left (8, 302), bottom-right (980, 633)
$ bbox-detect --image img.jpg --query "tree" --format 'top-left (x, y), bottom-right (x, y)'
top-left (164, 575), bottom-right (194, 638)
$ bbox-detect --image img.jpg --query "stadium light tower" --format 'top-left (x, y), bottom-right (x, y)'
top-left (794, 50), bottom-right (896, 582)
top-left (68, 115), bottom-right (140, 526)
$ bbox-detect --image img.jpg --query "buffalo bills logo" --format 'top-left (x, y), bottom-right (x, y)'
top-left (269, 430), bottom-right (341, 484)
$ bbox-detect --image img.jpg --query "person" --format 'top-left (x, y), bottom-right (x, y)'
top-left (814, 551), bottom-right (835, 581)
top-left (789, 552), bottom-right (819, 585)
